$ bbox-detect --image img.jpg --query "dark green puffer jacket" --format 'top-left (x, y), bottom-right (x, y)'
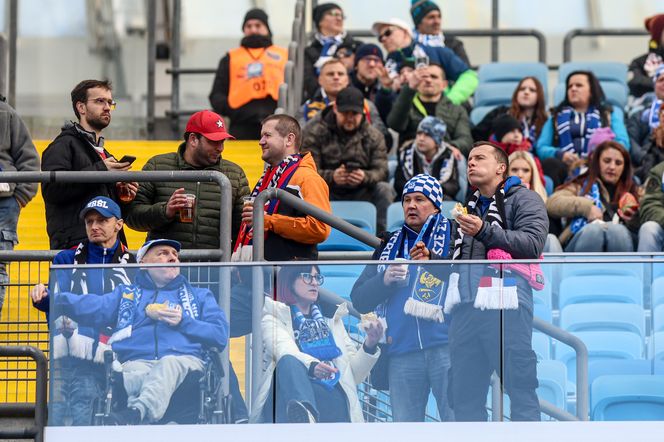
top-left (125, 143), bottom-right (250, 249)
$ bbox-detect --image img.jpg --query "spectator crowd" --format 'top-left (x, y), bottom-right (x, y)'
top-left (3, 0), bottom-right (664, 429)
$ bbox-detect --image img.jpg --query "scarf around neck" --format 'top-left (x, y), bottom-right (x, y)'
top-left (556, 106), bottom-right (602, 158)
top-left (569, 179), bottom-right (603, 236)
top-left (400, 142), bottom-right (454, 186)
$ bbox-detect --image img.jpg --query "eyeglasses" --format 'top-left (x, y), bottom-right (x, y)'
top-left (88, 97), bottom-right (117, 110)
top-left (326, 10), bottom-right (345, 19)
top-left (360, 56), bottom-right (383, 65)
top-left (379, 28), bottom-right (394, 42)
top-left (299, 272), bottom-right (324, 285)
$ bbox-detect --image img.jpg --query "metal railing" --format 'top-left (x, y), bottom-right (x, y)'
top-left (562, 28), bottom-right (649, 62)
top-left (346, 28), bottom-right (547, 65)
top-left (0, 346), bottom-right (47, 442)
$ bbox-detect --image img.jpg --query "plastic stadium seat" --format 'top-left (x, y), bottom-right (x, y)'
top-left (318, 264), bottom-right (364, 279)
top-left (470, 105), bottom-right (496, 126)
top-left (534, 303), bottom-right (552, 323)
top-left (329, 201), bottom-right (376, 233)
top-left (478, 62), bottom-right (549, 92)
top-left (386, 202), bottom-right (404, 232)
top-left (558, 62), bottom-right (627, 85)
top-left (474, 83), bottom-right (518, 107)
top-left (556, 331), bottom-right (644, 385)
top-left (655, 305), bottom-right (664, 333)
top-left (537, 360), bottom-right (567, 411)
top-left (588, 359), bottom-right (653, 388)
top-left (653, 277), bottom-right (664, 308)
top-left (652, 332), bottom-right (664, 362)
top-left (455, 157), bottom-right (468, 202)
top-left (558, 275), bottom-right (643, 308)
top-left (560, 303), bottom-right (646, 338)
top-left (560, 259), bottom-right (643, 280)
top-left (591, 375), bottom-right (664, 421)
top-left (532, 332), bottom-right (551, 360)
top-left (322, 275), bottom-right (359, 301)
top-left (543, 175), bottom-right (554, 196)
top-left (653, 264), bottom-right (664, 280)
top-left (553, 82), bottom-right (627, 109)
top-left (319, 201), bottom-right (377, 252)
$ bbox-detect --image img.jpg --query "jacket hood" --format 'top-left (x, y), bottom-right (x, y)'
top-left (298, 151), bottom-right (319, 173)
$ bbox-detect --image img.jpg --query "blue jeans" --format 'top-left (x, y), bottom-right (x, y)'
top-left (262, 355), bottom-right (351, 423)
top-left (49, 357), bottom-right (104, 426)
top-left (388, 345), bottom-right (454, 422)
top-left (637, 221), bottom-right (664, 252)
top-left (0, 196), bottom-right (19, 314)
top-left (565, 222), bottom-right (634, 252)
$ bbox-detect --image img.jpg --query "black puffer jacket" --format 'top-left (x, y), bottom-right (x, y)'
top-left (41, 122), bottom-right (124, 250)
top-left (124, 143), bottom-right (250, 250)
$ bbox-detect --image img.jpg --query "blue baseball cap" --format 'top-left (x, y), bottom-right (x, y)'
top-left (137, 239), bottom-right (181, 262)
top-left (80, 196), bottom-right (122, 220)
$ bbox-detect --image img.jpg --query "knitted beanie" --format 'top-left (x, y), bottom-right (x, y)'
top-left (402, 174), bottom-right (443, 211)
top-left (417, 116), bottom-right (447, 147)
top-left (242, 8), bottom-right (271, 35)
top-left (354, 43), bottom-right (384, 66)
top-left (492, 114), bottom-right (522, 142)
top-left (410, 0), bottom-right (441, 28)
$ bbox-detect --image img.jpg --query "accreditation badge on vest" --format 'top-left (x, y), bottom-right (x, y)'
top-left (247, 62), bottom-right (264, 79)
top-left (403, 266), bottom-right (444, 322)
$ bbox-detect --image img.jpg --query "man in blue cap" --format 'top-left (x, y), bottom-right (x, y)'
top-left (54, 237), bottom-right (229, 425)
top-left (31, 196), bottom-right (135, 426)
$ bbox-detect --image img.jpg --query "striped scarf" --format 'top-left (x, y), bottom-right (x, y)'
top-left (232, 154), bottom-right (302, 261)
top-left (569, 180), bottom-right (603, 236)
top-left (444, 179), bottom-right (519, 313)
top-left (556, 106), bottom-right (602, 158)
top-left (413, 30), bottom-right (446, 48)
top-left (400, 142), bottom-right (455, 187)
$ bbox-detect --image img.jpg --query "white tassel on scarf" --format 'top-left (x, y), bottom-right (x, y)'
top-left (443, 272), bottom-right (461, 314)
top-left (473, 276), bottom-right (519, 311)
top-left (404, 297), bottom-right (444, 322)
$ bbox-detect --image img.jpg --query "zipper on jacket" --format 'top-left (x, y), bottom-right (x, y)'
top-left (151, 290), bottom-right (159, 359)
top-left (416, 317), bottom-right (424, 350)
top-left (192, 182), bottom-right (200, 246)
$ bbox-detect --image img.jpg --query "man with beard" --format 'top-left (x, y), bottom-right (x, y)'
top-left (301, 87), bottom-right (393, 232)
top-left (209, 8), bottom-right (287, 140)
top-left (42, 79), bottom-right (138, 250)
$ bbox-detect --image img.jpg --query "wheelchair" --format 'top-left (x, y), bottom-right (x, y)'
top-left (93, 348), bottom-right (232, 425)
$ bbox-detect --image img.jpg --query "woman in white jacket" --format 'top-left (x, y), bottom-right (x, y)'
top-left (251, 264), bottom-right (383, 423)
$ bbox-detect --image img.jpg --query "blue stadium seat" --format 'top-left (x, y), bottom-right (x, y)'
top-left (653, 264), bottom-right (664, 280)
top-left (655, 305), bottom-right (664, 333)
top-left (537, 360), bottom-right (567, 412)
top-left (653, 277), bottom-right (664, 308)
top-left (588, 359), bottom-right (652, 388)
top-left (386, 202), bottom-right (404, 232)
top-left (532, 332), bottom-right (551, 360)
top-left (322, 275), bottom-right (359, 301)
top-left (556, 331), bottom-right (644, 385)
top-left (652, 332), bottom-right (664, 362)
top-left (318, 264), bottom-right (364, 278)
top-left (534, 303), bottom-right (553, 323)
top-left (455, 156), bottom-right (468, 202)
top-left (478, 62), bottom-right (549, 93)
top-left (319, 201), bottom-right (377, 252)
top-left (558, 275), bottom-right (643, 308)
top-left (558, 62), bottom-right (627, 86)
top-left (543, 175), bottom-right (554, 196)
top-left (474, 82), bottom-right (518, 107)
top-left (470, 105), bottom-right (497, 126)
top-left (560, 259), bottom-right (643, 280)
top-left (591, 375), bottom-right (664, 421)
top-left (560, 303), bottom-right (646, 338)
top-left (553, 82), bottom-right (628, 109)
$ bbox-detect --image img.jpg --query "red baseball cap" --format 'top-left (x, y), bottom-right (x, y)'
top-left (185, 110), bottom-right (235, 141)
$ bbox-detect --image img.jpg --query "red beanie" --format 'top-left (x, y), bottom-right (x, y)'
top-left (645, 14), bottom-right (664, 46)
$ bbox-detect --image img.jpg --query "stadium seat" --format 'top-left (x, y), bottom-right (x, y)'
top-left (318, 264), bottom-right (364, 279)
top-left (558, 275), bottom-right (643, 308)
top-left (474, 83), bottom-right (518, 107)
top-left (470, 105), bottom-right (497, 126)
top-left (322, 275), bottom-right (359, 301)
top-left (556, 331), bottom-right (644, 385)
top-left (319, 201), bottom-right (377, 252)
top-left (560, 303), bottom-right (646, 338)
top-left (591, 375), bottom-right (664, 421)
top-left (478, 62), bottom-right (549, 93)
top-left (560, 259), bottom-right (644, 280)
top-left (544, 175), bottom-right (554, 196)
top-left (534, 303), bottom-right (553, 323)
top-left (558, 62), bottom-right (627, 86)
top-left (455, 156), bottom-right (468, 202)
top-left (386, 202), bottom-right (404, 232)
top-left (655, 305), bottom-right (664, 333)
top-left (653, 277), bottom-right (664, 308)
top-left (537, 360), bottom-right (568, 412)
top-left (553, 82), bottom-right (628, 110)
top-left (652, 331), bottom-right (664, 361)
top-left (588, 359), bottom-right (653, 388)
top-left (532, 332), bottom-right (551, 360)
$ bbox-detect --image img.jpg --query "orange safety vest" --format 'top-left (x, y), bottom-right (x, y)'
top-left (227, 45), bottom-right (288, 109)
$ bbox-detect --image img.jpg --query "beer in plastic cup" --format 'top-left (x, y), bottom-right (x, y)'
top-left (179, 194), bottom-right (196, 223)
top-left (118, 183), bottom-right (134, 202)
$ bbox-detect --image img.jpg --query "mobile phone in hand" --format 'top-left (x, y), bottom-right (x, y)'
top-left (118, 155), bottom-right (137, 165)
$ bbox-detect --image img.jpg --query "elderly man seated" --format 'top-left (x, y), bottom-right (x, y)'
top-left (54, 239), bottom-right (229, 425)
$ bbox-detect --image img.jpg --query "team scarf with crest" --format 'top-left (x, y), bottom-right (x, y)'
top-left (232, 154), bottom-right (303, 261)
top-left (444, 178), bottom-right (520, 313)
top-left (52, 241), bottom-right (133, 363)
top-left (556, 106), bottom-right (602, 158)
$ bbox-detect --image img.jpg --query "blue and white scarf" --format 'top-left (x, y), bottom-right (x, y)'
top-left (569, 180), bottom-right (603, 236)
top-left (556, 106), bottom-right (602, 158)
top-left (644, 98), bottom-right (663, 131)
top-left (444, 178), bottom-right (521, 313)
top-left (400, 142), bottom-right (455, 187)
top-left (108, 279), bottom-right (200, 345)
top-left (313, 33), bottom-right (345, 73)
top-left (413, 30), bottom-right (446, 48)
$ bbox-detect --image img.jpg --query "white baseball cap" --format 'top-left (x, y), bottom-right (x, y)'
top-left (371, 18), bottom-right (413, 38)
top-left (136, 239), bottom-right (181, 263)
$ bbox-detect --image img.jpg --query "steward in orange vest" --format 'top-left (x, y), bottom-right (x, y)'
top-left (209, 8), bottom-right (287, 140)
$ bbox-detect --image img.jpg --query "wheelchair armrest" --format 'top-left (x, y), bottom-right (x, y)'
top-left (206, 347), bottom-right (225, 378)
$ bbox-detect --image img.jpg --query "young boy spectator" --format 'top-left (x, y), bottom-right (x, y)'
top-left (394, 116), bottom-right (460, 200)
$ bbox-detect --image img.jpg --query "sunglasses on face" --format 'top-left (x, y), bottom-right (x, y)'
top-left (379, 28), bottom-right (394, 42)
top-left (326, 10), bottom-right (345, 19)
top-left (300, 272), bottom-right (325, 285)
top-left (336, 49), bottom-right (353, 58)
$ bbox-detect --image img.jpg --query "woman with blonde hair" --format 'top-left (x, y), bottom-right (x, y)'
top-left (508, 151), bottom-right (547, 202)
